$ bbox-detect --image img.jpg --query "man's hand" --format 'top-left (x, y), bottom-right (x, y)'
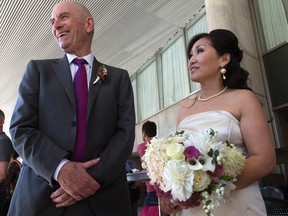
top-left (50, 187), bottom-right (77, 207)
top-left (0, 161), bottom-right (9, 183)
top-left (130, 181), bottom-right (143, 189)
top-left (51, 158), bottom-right (100, 207)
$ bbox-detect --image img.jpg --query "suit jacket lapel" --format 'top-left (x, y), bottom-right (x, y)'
top-left (87, 58), bottom-right (103, 117)
top-left (52, 56), bottom-right (76, 109)
top-left (52, 56), bottom-right (103, 117)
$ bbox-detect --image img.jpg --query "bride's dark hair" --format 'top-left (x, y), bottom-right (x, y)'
top-left (187, 29), bottom-right (251, 90)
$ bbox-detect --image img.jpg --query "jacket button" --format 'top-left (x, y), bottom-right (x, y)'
top-left (72, 121), bottom-right (77, 127)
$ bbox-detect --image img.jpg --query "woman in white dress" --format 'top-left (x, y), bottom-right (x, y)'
top-left (159, 29), bottom-right (276, 216)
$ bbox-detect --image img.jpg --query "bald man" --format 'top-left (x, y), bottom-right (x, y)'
top-left (9, 2), bottom-right (135, 216)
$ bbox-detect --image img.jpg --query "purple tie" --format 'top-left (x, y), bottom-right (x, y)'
top-left (73, 58), bottom-right (88, 162)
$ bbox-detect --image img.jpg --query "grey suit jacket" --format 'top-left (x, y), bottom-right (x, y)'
top-left (9, 55), bottom-right (135, 216)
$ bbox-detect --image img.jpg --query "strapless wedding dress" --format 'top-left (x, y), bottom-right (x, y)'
top-left (176, 110), bottom-right (266, 216)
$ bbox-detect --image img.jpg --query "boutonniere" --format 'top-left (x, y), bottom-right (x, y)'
top-left (93, 65), bottom-right (108, 84)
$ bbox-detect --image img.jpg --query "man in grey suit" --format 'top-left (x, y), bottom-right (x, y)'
top-left (9, 2), bottom-right (135, 216)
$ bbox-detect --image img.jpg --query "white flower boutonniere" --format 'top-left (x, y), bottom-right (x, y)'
top-left (93, 65), bottom-right (108, 84)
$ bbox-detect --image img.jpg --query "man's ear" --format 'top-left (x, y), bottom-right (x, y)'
top-left (86, 17), bottom-right (94, 34)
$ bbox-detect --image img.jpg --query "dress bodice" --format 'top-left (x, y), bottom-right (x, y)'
top-left (178, 110), bottom-right (246, 153)
top-left (176, 110), bottom-right (266, 216)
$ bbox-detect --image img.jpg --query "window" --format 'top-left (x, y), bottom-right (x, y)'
top-left (136, 61), bottom-right (159, 120)
top-left (132, 11), bottom-right (207, 122)
top-left (186, 13), bottom-right (208, 42)
top-left (253, 0), bottom-right (288, 51)
top-left (160, 36), bottom-right (190, 108)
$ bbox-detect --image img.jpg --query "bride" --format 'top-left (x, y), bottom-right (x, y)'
top-left (159, 29), bottom-right (275, 216)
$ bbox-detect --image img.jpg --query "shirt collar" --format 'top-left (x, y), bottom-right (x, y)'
top-left (66, 53), bottom-right (94, 68)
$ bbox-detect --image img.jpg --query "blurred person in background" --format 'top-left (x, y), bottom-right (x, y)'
top-left (0, 109), bottom-right (14, 214)
top-left (137, 121), bottom-right (159, 216)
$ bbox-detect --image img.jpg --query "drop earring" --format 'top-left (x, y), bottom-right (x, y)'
top-left (220, 68), bottom-right (226, 80)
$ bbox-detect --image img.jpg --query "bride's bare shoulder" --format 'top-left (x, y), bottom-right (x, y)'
top-left (178, 95), bottom-right (197, 109)
top-left (177, 96), bottom-right (197, 125)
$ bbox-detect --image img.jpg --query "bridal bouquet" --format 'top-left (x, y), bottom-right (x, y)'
top-left (142, 129), bottom-right (246, 216)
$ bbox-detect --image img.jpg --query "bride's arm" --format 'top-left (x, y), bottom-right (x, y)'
top-left (234, 90), bottom-right (276, 189)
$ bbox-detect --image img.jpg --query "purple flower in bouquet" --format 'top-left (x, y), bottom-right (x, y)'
top-left (184, 146), bottom-right (200, 159)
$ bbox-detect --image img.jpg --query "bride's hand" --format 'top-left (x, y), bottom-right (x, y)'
top-left (159, 196), bottom-right (181, 215)
top-left (176, 202), bottom-right (191, 209)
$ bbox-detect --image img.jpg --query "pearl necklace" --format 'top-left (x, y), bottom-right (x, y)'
top-left (197, 86), bottom-right (228, 102)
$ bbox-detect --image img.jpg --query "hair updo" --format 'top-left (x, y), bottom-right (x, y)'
top-left (187, 29), bottom-right (251, 90)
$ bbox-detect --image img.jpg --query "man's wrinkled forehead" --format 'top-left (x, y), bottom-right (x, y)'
top-left (50, 3), bottom-right (71, 23)
top-left (51, 2), bottom-right (72, 18)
